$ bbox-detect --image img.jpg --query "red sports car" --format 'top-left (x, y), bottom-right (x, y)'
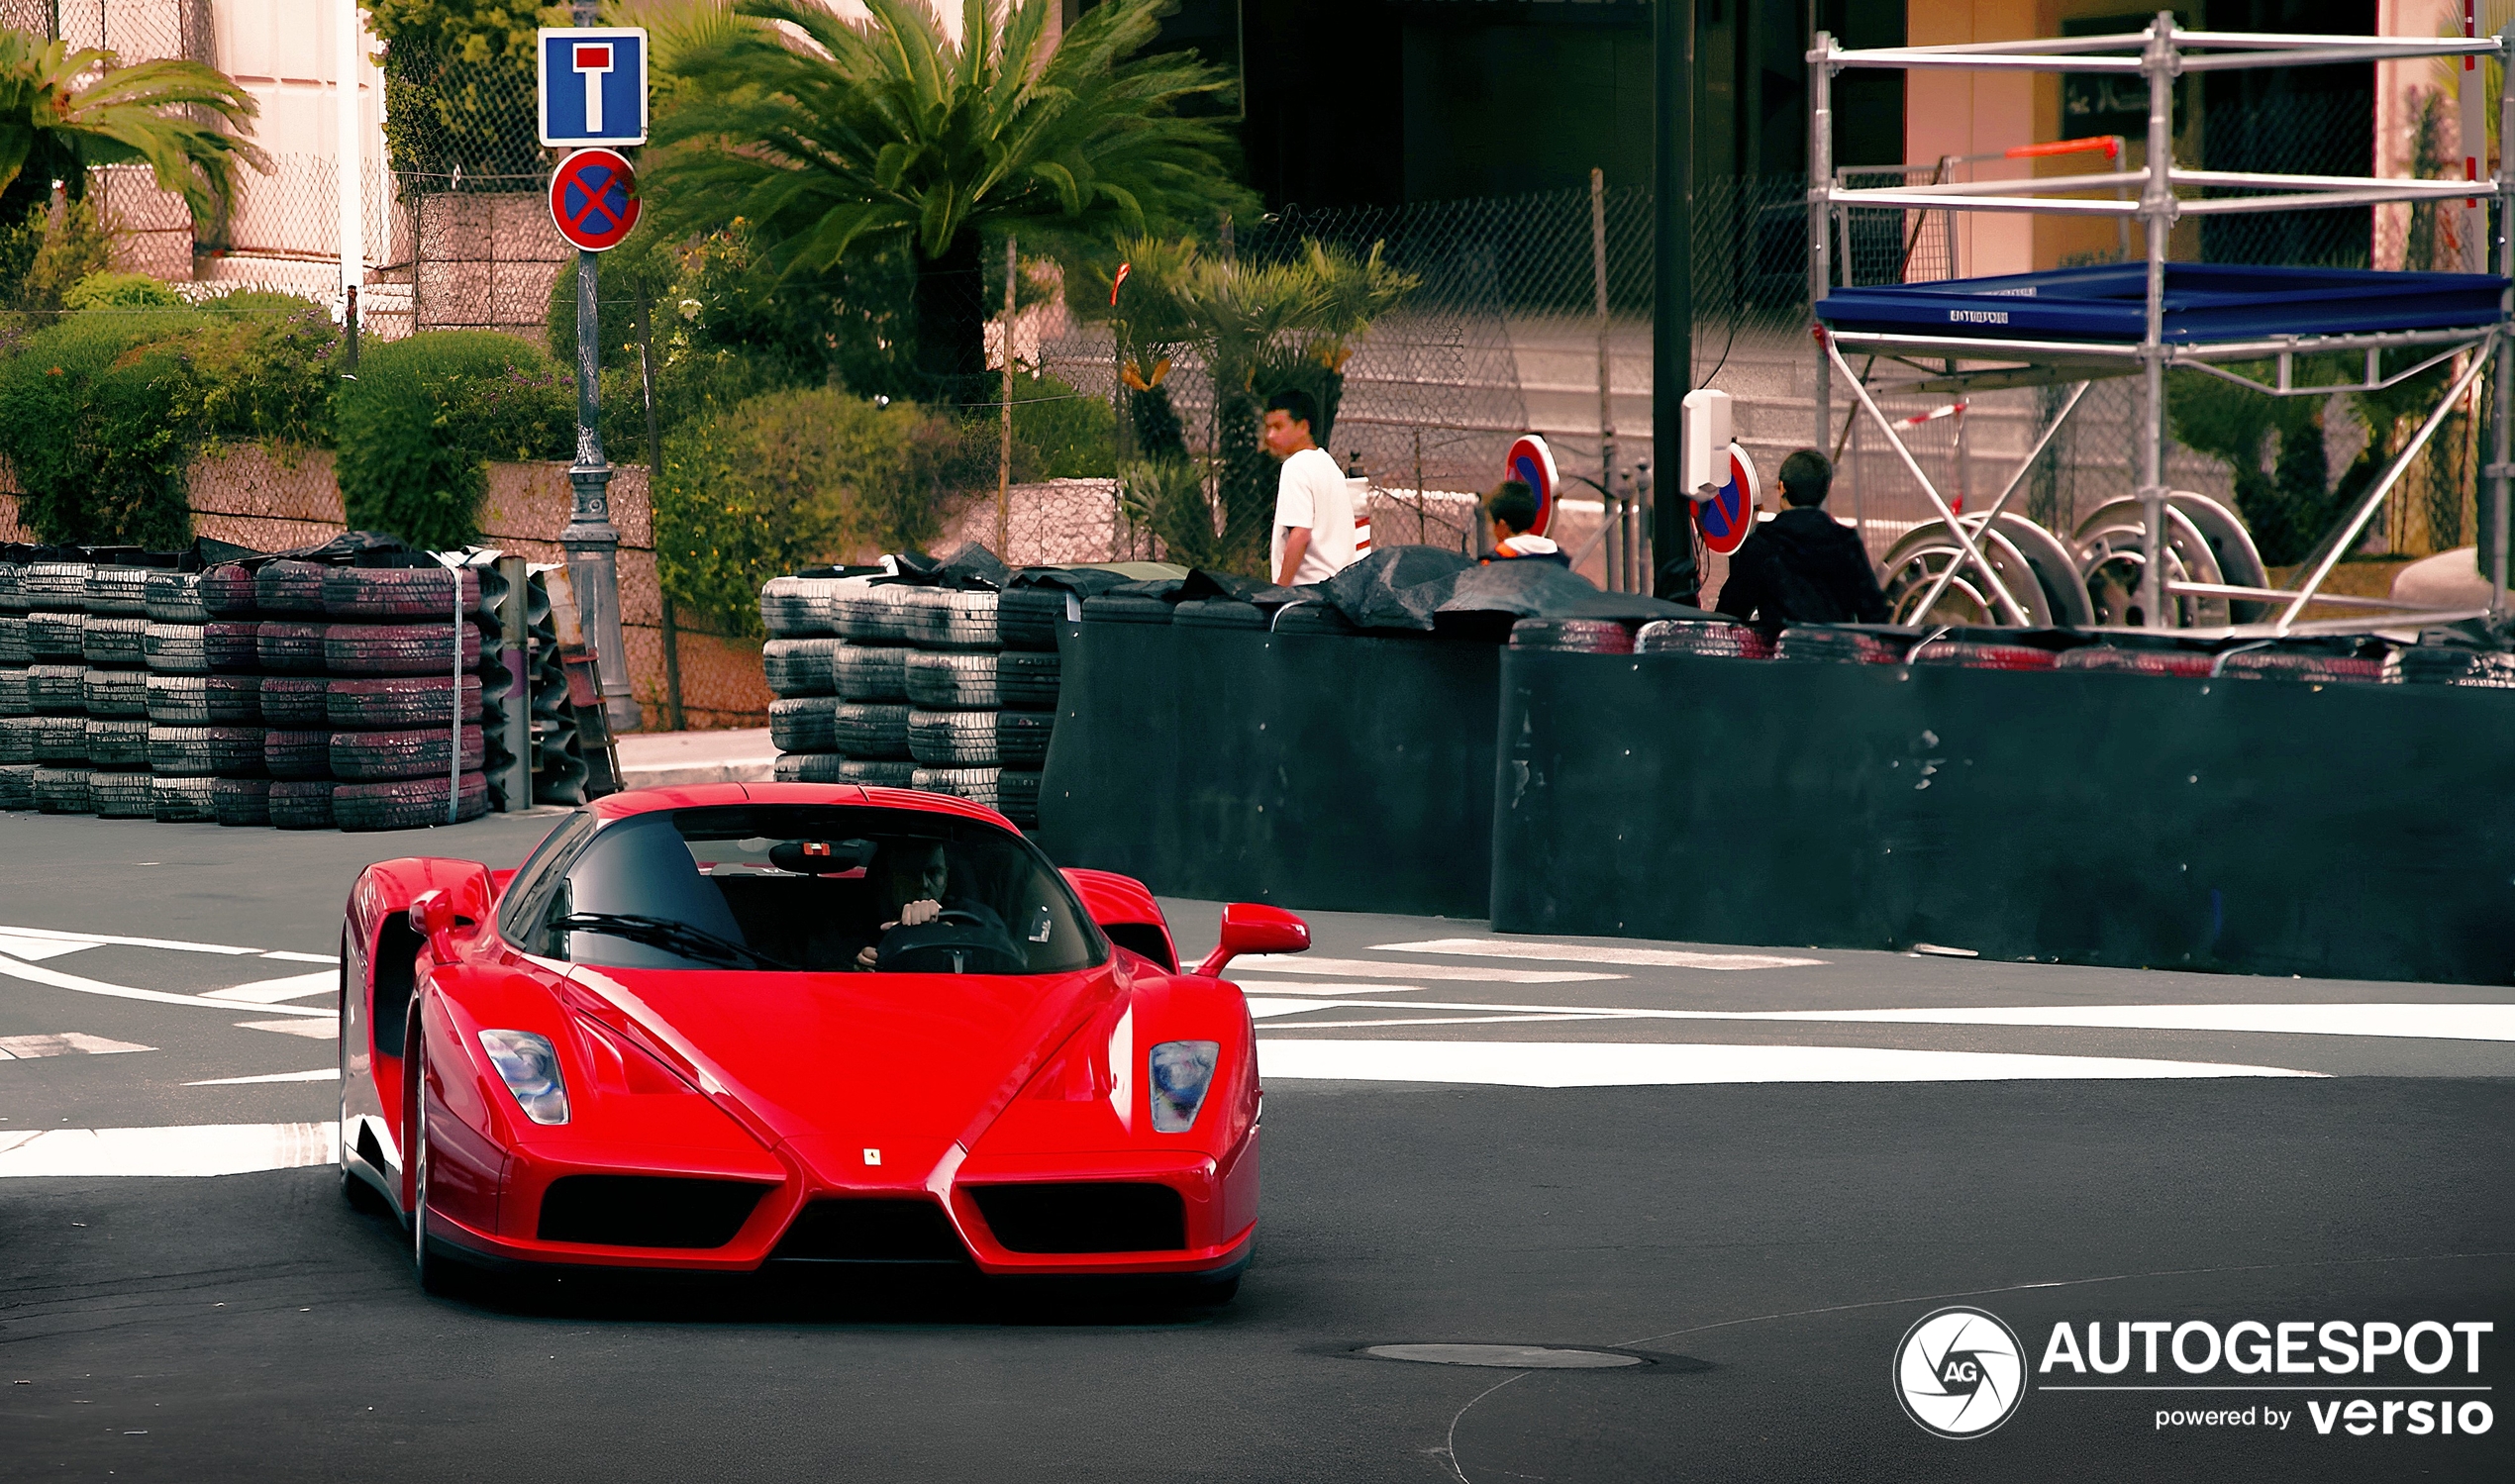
top-left (335, 782), bottom-right (1308, 1301)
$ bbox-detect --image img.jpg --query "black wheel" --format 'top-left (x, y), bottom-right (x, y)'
top-left (410, 1072), bottom-right (450, 1294)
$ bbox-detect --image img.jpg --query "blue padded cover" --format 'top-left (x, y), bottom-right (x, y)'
top-left (1816, 262), bottom-right (2507, 344)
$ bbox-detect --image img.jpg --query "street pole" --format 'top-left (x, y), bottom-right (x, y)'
top-left (566, 247), bottom-right (641, 733)
top-left (1652, 0), bottom-right (1697, 603)
top-left (1591, 167), bottom-right (1619, 592)
top-left (999, 234), bottom-right (1016, 559)
top-left (336, 0), bottom-right (362, 323)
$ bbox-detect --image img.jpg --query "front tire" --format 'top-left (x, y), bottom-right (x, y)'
top-left (410, 1068), bottom-right (451, 1296)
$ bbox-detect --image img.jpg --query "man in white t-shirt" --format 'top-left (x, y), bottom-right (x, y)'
top-left (1264, 388), bottom-right (1357, 587)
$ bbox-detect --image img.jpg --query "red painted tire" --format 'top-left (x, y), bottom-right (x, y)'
top-left (334, 771), bottom-right (490, 832)
top-left (2055, 647), bottom-right (2214, 678)
top-left (1907, 640), bottom-right (2060, 671)
top-left (200, 564), bottom-right (259, 619)
top-left (329, 725), bottom-right (484, 782)
top-left (322, 566), bottom-right (480, 621)
top-left (256, 620), bottom-right (333, 674)
top-left (257, 675), bottom-right (332, 727)
top-left (264, 729), bottom-right (333, 781)
top-left (206, 621), bottom-right (260, 672)
top-left (269, 779), bottom-right (336, 830)
top-left (323, 623), bottom-right (480, 677)
top-left (254, 560), bottom-right (331, 616)
top-left (328, 675), bottom-right (483, 729)
top-left (212, 776), bottom-right (272, 826)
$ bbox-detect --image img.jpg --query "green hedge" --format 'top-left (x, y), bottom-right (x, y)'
top-left (0, 294), bottom-right (341, 546)
top-left (332, 331), bottom-right (574, 549)
top-left (657, 388), bottom-right (973, 635)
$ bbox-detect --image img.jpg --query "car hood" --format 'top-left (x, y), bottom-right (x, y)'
top-left (563, 960), bottom-right (1124, 1188)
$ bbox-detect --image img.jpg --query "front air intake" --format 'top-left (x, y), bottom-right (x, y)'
top-left (770, 1199), bottom-right (970, 1263)
top-left (968, 1182), bottom-right (1187, 1253)
top-left (536, 1175), bottom-right (771, 1248)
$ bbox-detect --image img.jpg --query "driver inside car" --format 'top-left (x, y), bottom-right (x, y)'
top-left (854, 840), bottom-right (991, 970)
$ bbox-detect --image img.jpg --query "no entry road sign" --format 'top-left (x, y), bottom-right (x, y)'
top-left (1503, 434), bottom-right (1559, 537)
top-left (539, 27), bottom-right (648, 147)
top-left (1694, 445), bottom-right (1760, 555)
top-left (549, 148), bottom-right (641, 251)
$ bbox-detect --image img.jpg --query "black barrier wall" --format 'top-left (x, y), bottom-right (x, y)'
top-left (1489, 650), bottom-right (2515, 984)
top-left (1038, 621), bottom-right (1501, 918)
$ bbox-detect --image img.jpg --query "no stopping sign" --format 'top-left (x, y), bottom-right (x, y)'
top-left (549, 148), bottom-right (641, 251)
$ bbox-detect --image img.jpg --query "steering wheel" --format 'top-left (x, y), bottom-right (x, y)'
top-left (874, 907), bottom-right (1023, 974)
top-left (931, 908), bottom-right (984, 928)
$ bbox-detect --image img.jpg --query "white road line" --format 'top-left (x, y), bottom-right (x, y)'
top-left (257, 951), bottom-right (340, 965)
top-left (236, 1018), bottom-right (339, 1040)
top-left (185, 1069), bottom-right (340, 1086)
top-left (1249, 996), bottom-right (2515, 1044)
top-left (0, 954), bottom-right (333, 1017)
top-left (0, 924), bottom-right (263, 955)
top-left (1232, 954), bottom-right (1621, 984)
top-left (1255, 1039), bottom-right (2322, 1087)
top-left (0, 1033), bottom-right (153, 1059)
top-left (0, 1122), bottom-right (337, 1177)
top-left (1232, 980), bottom-right (1434, 996)
top-left (0, 932), bottom-right (103, 962)
top-left (1373, 938), bottom-right (1826, 970)
top-left (200, 970), bottom-right (337, 1005)
top-left (1257, 1013), bottom-right (1634, 1030)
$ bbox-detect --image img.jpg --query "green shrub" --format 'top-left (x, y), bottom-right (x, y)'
top-left (656, 388), bottom-right (969, 635)
top-left (333, 331), bottom-right (573, 549)
top-left (63, 270), bottom-right (184, 309)
top-left (0, 311), bottom-right (205, 546)
top-left (173, 292), bottom-right (342, 445)
top-left (1007, 371), bottom-right (1116, 478)
top-left (0, 195), bottom-right (114, 310)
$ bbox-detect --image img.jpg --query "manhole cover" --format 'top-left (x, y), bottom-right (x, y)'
top-left (1362, 1343), bottom-right (1646, 1370)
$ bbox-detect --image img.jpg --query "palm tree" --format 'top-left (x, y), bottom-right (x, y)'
top-left (0, 29), bottom-right (266, 226)
top-left (645, 0), bottom-right (1255, 398)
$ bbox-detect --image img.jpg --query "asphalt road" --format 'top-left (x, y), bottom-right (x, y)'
top-left (2, 809), bottom-right (2509, 1482)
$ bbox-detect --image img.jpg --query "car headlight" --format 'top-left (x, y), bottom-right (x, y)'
top-left (1148, 1039), bottom-right (1220, 1133)
top-left (478, 1030), bottom-right (570, 1125)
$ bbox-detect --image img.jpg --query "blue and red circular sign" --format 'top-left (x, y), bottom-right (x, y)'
top-left (1693, 445), bottom-right (1761, 555)
top-left (1504, 434), bottom-right (1559, 537)
top-left (549, 148), bottom-right (641, 251)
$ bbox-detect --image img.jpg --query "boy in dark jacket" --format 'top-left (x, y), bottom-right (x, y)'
top-left (1712, 448), bottom-right (1888, 629)
top-left (1481, 480), bottom-right (1570, 566)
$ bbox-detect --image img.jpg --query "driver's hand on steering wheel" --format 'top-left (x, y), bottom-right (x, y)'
top-left (855, 899), bottom-right (946, 969)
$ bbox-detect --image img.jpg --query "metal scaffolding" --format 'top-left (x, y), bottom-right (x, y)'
top-left (1808, 14), bottom-right (2514, 637)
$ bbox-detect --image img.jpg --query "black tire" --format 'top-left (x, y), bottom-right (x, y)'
top-left (0, 666), bottom-right (24, 718)
top-left (327, 675), bottom-right (482, 729)
top-left (834, 642), bottom-right (910, 702)
top-left (757, 575), bottom-right (835, 638)
top-left (1081, 594), bottom-right (1173, 626)
top-left (151, 725), bottom-right (267, 777)
top-left (28, 664), bottom-right (86, 714)
top-left (2386, 647), bottom-right (2515, 686)
top-left (325, 622), bottom-right (480, 677)
top-left (0, 761), bottom-right (36, 809)
top-left (772, 750), bottom-right (849, 783)
top-left (207, 673), bottom-right (261, 723)
top-left (212, 776), bottom-right (272, 826)
top-left (256, 620), bottom-right (332, 674)
top-left (144, 570), bottom-right (210, 624)
top-left (84, 718), bottom-right (151, 768)
top-left (80, 617), bottom-right (147, 667)
top-left (834, 702), bottom-right (912, 759)
top-left (907, 709), bottom-right (1002, 766)
top-left (905, 650), bottom-right (1007, 709)
top-left (84, 566), bottom-right (152, 616)
top-left (89, 767), bottom-right (154, 818)
top-left (834, 585), bottom-right (915, 642)
top-left (0, 715), bottom-right (33, 763)
top-left (997, 587), bottom-right (1066, 650)
top-left (909, 765), bottom-right (1000, 806)
top-left (1174, 599), bottom-right (1268, 630)
top-left (151, 773), bottom-right (219, 822)
top-left (21, 562), bottom-right (91, 608)
top-left (1635, 619), bottom-right (1772, 660)
top-left (994, 710), bottom-right (1053, 769)
top-left (81, 667), bottom-right (150, 717)
top-left (265, 729), bottom-right (333, 780)
top-left (144, 621), bottom-right (209, 673)
top-left (257, 674), bottom-right (332, 726)
top-left (26, 610), bottom-right (85, 659)
top-left (1775, 627), bottom-right (1900, 665)
top-left (200, 563), bottom-right (258, 619)
top-left (0, 617), bottom-right (26, 666)
top-left (331, 725), bottom-right (484, 781)
top-left (34, 714), bottom-right (87, 762)
top-left (255, 559), bottom-right (331, 615)
top-left (323, 566), bottom-right (480, 621)
top-left (335, 771), bottom-right (489, 832)
top-left (1508, 618), bottom-right (1633, 653)
top-left (995, 649), bottom-right (1059, 709)
top-left (904, 588), bottom-right (1001, 649)
top-left (33, 765), bottom-right (93, 813)
top-left (767, 696), bottom-right (841, 752)
top-left (2217, 649), bottom-right (2384, 684)
top-left (0, 565), bottom-right (19, 617)
top-left (763, 638), bottom-right (842, 698)
top-left (206, 621), bottom-right (260, 672)
top-left (843, 758), bottom-right (918, 787)
top-left (996, 768), bottom-right (1042, 827)
top-left (269, 779), bottom-right (337, 830)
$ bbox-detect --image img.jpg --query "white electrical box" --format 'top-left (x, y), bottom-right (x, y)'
top-left (1680, 388), bottom-right (1733, 501)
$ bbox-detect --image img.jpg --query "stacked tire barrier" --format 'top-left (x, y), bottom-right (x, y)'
top-left (521, 564), bottom-right (590, 807)
top-left (22, 556), bottom-right (99, 816)
top-left (763, 575), bottom-right (860, 785)
top-left (80, 560), bottom-right (160, 819)
top-left (312, 563), bottom-right (491, 832)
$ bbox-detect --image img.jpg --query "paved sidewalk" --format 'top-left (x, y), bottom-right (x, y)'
top-left (614, 727), bottom-right (775, 789)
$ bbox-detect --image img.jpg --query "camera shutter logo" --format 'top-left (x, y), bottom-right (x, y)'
top-left (1894, 1307), bottom-right (2027, 1438)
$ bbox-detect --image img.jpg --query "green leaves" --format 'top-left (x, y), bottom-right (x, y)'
top-left (0, 29), bottom-right (267, 220)
top-left (334, 332), bottom-right (574, 549)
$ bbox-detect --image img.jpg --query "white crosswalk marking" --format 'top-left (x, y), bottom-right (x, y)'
top-left (0, 1122), bottom-right (338, 1177)
top-left (1372, 938), bottom-right (1825, 970)
top-left (1233, 953), bottom-right (1620, 984)
top-left (185, 1069), bottom-right (340, 1086)
top-left (235, 1018), bottom-right (339, 1040)
top-left (1256, 1039), bottom-right (2321, 1087)
top-left (0, 925), bottom-right (262, 955)
top-left (0, 1033), bottom-right (153, 1059)
top-left (0, 932), bottom-right (103, 962)
top-left (201, 970), bottom-right (337, 1005)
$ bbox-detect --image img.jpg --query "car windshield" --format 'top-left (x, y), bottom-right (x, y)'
top-left (518, 805), bottom-right (1105, 975)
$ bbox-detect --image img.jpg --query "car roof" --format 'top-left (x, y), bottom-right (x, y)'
top-left (587, 781), bottom-right (1017, 831)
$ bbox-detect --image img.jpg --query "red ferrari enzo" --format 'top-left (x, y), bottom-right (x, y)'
top-left (335, 782), bottom-right (1307, 1301)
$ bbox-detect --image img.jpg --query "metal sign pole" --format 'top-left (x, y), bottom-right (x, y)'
top-left (564, 247), bottom-right (640, 734)
top-left (1651, 0), bottom-right (1698, 604)
top-left (2495, 25), bottom-right (2514, 614)
top-left (2137, 13), bottom-right (2174, 631)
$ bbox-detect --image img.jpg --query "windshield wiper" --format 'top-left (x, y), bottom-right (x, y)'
top-left (550, 912), bottom-right (794, 972)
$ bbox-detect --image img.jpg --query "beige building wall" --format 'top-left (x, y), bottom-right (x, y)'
top-left (205, 0), bottom-right (398, 283)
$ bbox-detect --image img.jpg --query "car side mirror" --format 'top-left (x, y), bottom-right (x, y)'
top-left (1196, 903), bottom-right (1311, 977)
top-left (408, 890), bottom-right (458, 965)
